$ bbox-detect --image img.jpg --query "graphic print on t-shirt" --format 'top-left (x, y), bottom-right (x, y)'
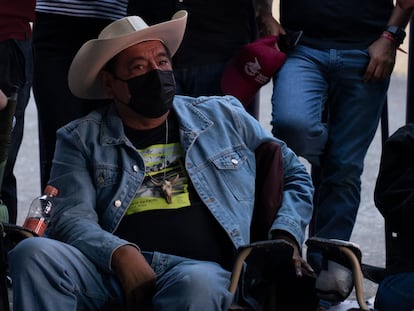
top-left (125, 141), bottom-right (190, 215)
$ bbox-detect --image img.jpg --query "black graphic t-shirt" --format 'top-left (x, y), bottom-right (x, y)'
top-left (115, 112), bottom-right (235, 270)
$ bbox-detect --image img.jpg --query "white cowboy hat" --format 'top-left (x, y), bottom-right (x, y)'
top-left (68, 10), bottom-right (188, 99)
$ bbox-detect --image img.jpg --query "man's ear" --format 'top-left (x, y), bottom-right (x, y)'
top-left (100, 71), bottom-right (115, 98)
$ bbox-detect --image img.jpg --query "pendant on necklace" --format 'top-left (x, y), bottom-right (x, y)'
top-left (151, 174), bottom-right (180, 204)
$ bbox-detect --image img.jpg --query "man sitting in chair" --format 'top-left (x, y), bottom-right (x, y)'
top-left (9, 11), bottom-right (317, 311)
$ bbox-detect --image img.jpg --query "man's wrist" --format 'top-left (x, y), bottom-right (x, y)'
top-left (271, 230), bottom-right (300, 249)
top-left (384, 25), bottom-right (406, 46)
top-left (381, 30), bottom-right (408, 53)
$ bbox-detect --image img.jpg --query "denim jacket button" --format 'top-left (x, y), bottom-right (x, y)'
top-left (230, 229), bottom-right (239, 237)
top-left (132, 165), bottom-right (139, 172)
top-left (114, 200), bottom-right (122, 208)
top-left (231, 158), bottom-right (238, 165)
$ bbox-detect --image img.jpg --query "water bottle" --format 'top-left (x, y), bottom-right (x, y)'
top-left (23, 185), bottom-right (58, 236)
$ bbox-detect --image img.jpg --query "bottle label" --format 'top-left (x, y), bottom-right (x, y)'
top-left (23, 217), bottom-right (47, 236)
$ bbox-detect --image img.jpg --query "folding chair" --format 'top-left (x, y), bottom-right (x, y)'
top-left (228, 141), bottom-right (317, 311)
top-left (1, 140), bottom-right (309, 311)
top-left (228, 239), bottom-right (295, 311)
top-left (305, 237), bottom-right (372, 311)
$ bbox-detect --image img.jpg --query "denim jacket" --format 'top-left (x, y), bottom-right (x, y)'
top-left (47, 95), bottom-right (314, 273)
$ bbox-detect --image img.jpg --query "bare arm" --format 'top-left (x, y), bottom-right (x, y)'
top-left (253, 0), bottom-right (285, 37)
top-left (364, 5), bottom-right (414, 81)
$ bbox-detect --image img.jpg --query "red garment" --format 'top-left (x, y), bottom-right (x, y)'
top-left (0, 0), bottom-right (36, 41)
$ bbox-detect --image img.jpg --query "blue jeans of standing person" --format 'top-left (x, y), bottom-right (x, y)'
top-left (0, 38), bottom-right (33, 224)
top-left (375, 272), bottom-right (414, 311)
top-left (9, 237), bottom-right (234, 311)
top-left (271, 45), bottom-right (389, 268)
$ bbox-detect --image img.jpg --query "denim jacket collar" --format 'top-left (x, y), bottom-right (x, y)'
top-left (100, 96), bottom-right (215, 150)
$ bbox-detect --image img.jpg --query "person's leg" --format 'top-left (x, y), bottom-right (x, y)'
top-left (308, 49), bottom-right (388, 275)
top-left (32, 13), bottom-right (111, 189)
top-left (271, 45), bottom-right (329, 166)
top-left (9, 237), bottom-right (123, 311)
top-left (173, 63), bottom-right (227, 98)
top-left (273, 47), bottom-right (388, 274)
top-left (374, 272), bottom-right (414, 311)
top-left (1, 38), bottom-right (33, 223)
top-left (174, 63), bottom-right (261, 119)
top-left (148, 252), bottom-right (234, 311)
top-left (311, 49), bottom-right (388, 241)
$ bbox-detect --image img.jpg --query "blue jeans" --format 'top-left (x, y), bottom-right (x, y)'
top-left (375, 272), bottom-right (414, 311)
top-left (9, 238), bottom-right (234, 311)
top-left (271, 45), bottom-right (388, 267)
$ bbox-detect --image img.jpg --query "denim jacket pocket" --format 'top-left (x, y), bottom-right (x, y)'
top-left (94, 165), bottom-right (122, 188)
top-left (210, 148), bottom-right (254, 201)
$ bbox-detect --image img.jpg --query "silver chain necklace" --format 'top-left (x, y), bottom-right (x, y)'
top-left (150, 118), bottom-right (179, 204)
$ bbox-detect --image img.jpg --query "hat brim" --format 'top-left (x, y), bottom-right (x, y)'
top-left (68, 10), bottom-right (187, 99)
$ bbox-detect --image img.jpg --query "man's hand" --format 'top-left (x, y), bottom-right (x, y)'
top-left (363, 37), bottom-right (397, 82)
top-left (257, 13), bottom-right (286, 38)
top-left (254, 0), bottom-right (286, 37)
top-left (272, 232), bottom-right (315, 278)
top-left (0, 89), bottom-right (7, 111)
top-left (111, 245), bottom-right (156, 310)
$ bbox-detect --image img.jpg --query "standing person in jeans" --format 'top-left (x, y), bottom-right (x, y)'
top-left (127, 0), bottom-right (280, 117)
top-left (270, 1), bottom-right (413, 306)
top-left (0, 0), bottom-right (35, 224)
top-left (32, 0), bottom-right (128, 191)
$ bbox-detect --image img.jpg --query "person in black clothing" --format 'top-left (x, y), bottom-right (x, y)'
top-left (127, 0), bottom-right (280, 118)
top-left (0, 0), bottom-right (35, 224)
top-left (373, 123), bottom-right (414, 311)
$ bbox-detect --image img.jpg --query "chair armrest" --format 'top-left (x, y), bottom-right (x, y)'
top-left (305, 237), bottom-right (370, 310)
top-left (228, 239), bottom-right (293, 294)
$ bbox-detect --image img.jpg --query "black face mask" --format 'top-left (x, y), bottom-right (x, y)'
top-left (126, 69), bottom-right (176, 118)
